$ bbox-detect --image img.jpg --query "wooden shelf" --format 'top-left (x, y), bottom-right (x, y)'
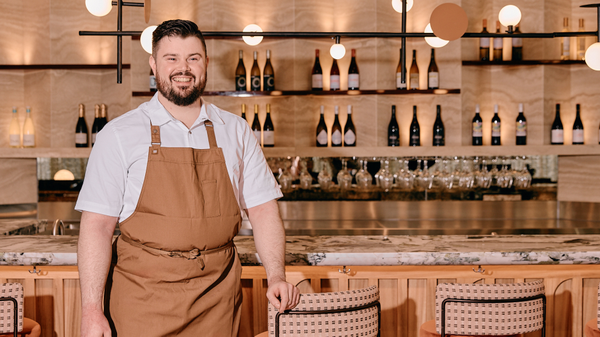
top-left (132, 89), bottom-right (461, 97)
top-left (0, 148), bottom-right (91, 158)
top-left (0, 64), bottom-right (131, 70)
top-left (462, 60), bottom-right (585, 66)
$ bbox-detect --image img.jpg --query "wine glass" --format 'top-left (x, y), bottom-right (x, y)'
top-left (337, 158), bottom-right (353, 190)
top-left (434, 157), bottom-right (454, 189)
top-left (496, 157), bottom-right (514, 188)
top-left (378, 160), bottom-right (394, 192)
top-left (298, 159), bottom-right (313, 189)
top-left (458, 157), bottom-right (474, 189)
top-left (395, 158), bottom-right (414, 190)
top-left (475, 158), bottom-right (492, 189)
top-left (489, 156), bottom-right (500, 186)
top-left (317, 166), bottom-right (332, 190)
top-left (514, 156), bottom-right (532, 189)
top-left (277, 167), bottom-right (294, 192)
top-left (374, 158), bottom-right (384, 187)
top-left (355, 159), bottom-right (373, 190)
top-left (416, 158), bottom-right (434, 190)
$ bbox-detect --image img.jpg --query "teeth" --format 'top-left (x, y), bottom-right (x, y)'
top-left (173, 78), bottom-right (191, 82)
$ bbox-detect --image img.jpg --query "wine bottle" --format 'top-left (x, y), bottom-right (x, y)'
top-left (235, 50), bottom-right (246, 91)
top-left (241, 103), bottom-right (247, 121)
top-left (252, 104), bottom-right (262, 146)
top-left (472, 104), bottom-right (483, 146)
top-left (331, 106), bottom-right (342, 147)
top-left (388, 105), bottom-right (400, 147)
top-left (348, 49), bottom-right (360, 90)
top-left (578, 19), bottom-right (585, 60)
top-left (251, 51), bottom-right (261, 91)
top-left (493, 21), bottom-right (503, 61)
top-left (409, 105), bottom-right (420, 146)
top-left (491, 104), bottom-right (501, 145)
top-left (75, 103), bottom-right (89, 148)
top-left (149, 68), bottom-right (157, 92)
top-left (480, 19), bottom-right (490, 61)
top-left (551, 103), bottom-right (564, 145)
top-left (561, 18), bottom-right (570, 60)
top-left (516, 103), bottom-right (527, 145)
top-left (344, 105), bottom-right (356, 146)
top-left (100, 103), bottom-right (109, 128)
top-left (330, 59), bottom-right (340, 91)
top-left (263, 50), bottom-right (275, 91)
top-left (573, 103), bottom-right (584, 145)
top-left (316, 105), bottom-right (328, 147)
top-left (91, 104), bottom-right (101, 146)
top-left (312, 49), bottom-right (323, 91)
top-left (9, 107), bottom-right (21, 148)
top-left (263, 104), bottom-right (275, 147)
top-left (427, 48), bottom-right (439, 89)
top-left (22, 107), bottom-right (35, 148)
top-left (396, 48), bottom-right (407, 89)
top-left (512, 24), bottom-right (523, 61)
top-left (409, 50), bottom-right (419, 90)
top-left (432, 105), bottom-right (444, 146)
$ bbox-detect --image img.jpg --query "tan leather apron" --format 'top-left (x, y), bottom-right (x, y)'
top-left (106, 120), bottom-right (243, 336)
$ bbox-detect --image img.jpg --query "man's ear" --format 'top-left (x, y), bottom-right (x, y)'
top-left (149, 55), bottom-right (156, 74)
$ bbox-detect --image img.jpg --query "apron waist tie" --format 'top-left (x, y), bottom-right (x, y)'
top-left (120, 235), bottom-right (234, 270)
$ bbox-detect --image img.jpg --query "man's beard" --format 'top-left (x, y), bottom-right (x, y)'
top-left (156, 71), bottom-right (206, 106)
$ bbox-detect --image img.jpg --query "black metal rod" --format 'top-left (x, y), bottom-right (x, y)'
top-left (401, 0), bottom-right (406, 86)
top-left (117, 0), bottom-right (123, 83)
top-left (79, 31), bottom-right (142, 36)
top-left (598, 7), bottom-right (600, 41)
top-left (111, 1), bottom-right (144, 6)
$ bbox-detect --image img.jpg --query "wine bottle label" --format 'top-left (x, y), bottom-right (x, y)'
top-left (330, 75), bottom-right (340, 90)
top-left (75, 133), bottom-right (87, 144)
top-left (263, 75), bottom-right (274, 91)
top-left (263, 130), bottom-right (274, 145)
top-left (253, 130), bottom-right (262, 144)
top-left (149, 75), bottom-right (157, 91)
top-left (480, 37), bottom-right (490, 48)
top-left (513, 37), bottom-right (523, 47)
top-left (492, 123), bottom-right (501, 136)
top-left (312, 74), bottom-right (323, 89)
top-left (562, 38), bottom-right (570, 56)
top-left (344, 130), bottom-right (356, 145)
top-left (251, 76), bottom-right (261, 91)
top-left (23, 134), bottom-right (34, 147)
top-left (493, 37), bottom-right (502, 49)
top-left (396, 74), bottom-right (407, 89)
top-left (516, 121), bottom-right (527, 136)
top-left (551, 129), bottom-right (564, 143)
top-left (410, 74), bottom-right (419, 89)
top-left (236, 76), bottom-right (246, 91)
top-left (331, 130), bottom-right (342, 145)
top-left (317, 130), bottom-right (328, 145)
top-left (388, 136), bottom-right (399, 147)
top-left (472, 121), bottom-right (483, 137)
top-left (573, 129), bottom-right (584, 143)
top-left (428, 72), bottom-right (439, 88)
top-left (9, 134), bottom-right (20, 147)
top-left (348, 74), bottom-right (359, 89)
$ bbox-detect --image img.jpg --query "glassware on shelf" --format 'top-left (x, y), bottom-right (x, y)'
top-left (298, 159), bottom-right (313, 189)
top-left (496, 157), bottom-right (514, 188)
top-left (416, 158), bottom-right (434, 190)
top-left (355, 158), bottom-right (373, 190)
top-left (395, 158), bottom-right (415, 190)
top-left (317, 165), bottom-right (333, 190)
top-left (277, 168), bottom-right (294, 192)
top-left (337, 158), bottom-right (353, 190)
top-left (378, 160), bottom-right (394, 192)
top-left (514, 156), bottom-right (532, 189)
top-left (489, 156), bottom-right (500, 186)
top-left (475, 158), bottom-right (492, 188)
top-left (374, 158), bottom-right (384, 187)
top-left (434, 157), bottom-right (454, 189)
top-left (451, 156), bottom-right (461, 189)
top-left (458, 157), bottom-right (475, 189)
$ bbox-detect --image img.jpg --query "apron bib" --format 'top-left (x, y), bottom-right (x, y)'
top-left (106, 120), bottom-right (243, 336)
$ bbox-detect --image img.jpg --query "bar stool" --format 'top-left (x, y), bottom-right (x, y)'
top-left (255, 285), bottom-right (380, 337)
top-left (584, 283), bottom-right (600, 337)
top-left (419, 280), bottom-right (546, 337)
top-left (0, 283), bottom-right (41, 337)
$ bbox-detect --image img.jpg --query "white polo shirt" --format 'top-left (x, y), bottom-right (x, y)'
top-left (75, 94), bottom-right (282, 222)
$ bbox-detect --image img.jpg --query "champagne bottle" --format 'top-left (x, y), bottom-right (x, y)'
top-left (22, 107), bottom-right (35, 148)
top-left (312, 49), bottom-right (323, 91)
top-left (344, 105), bottom-right (356, 146)
top-left (396, 48), bottom-right (407, 89)
top-left (100, 103), bottom-right (109, 128)
top-left (427, 48), bottom-right (439, 89)
top-left (551, 103), bottom-right (564, 145)
top-left (578, 19), bottom-right (585, 60)
top-left (235, 50), bottom-right (246, 91)
top-left (330, 59), bottom-right (340, 91)
top-left (149, 68), bottom-right (157, 92)
top-left (263, 50), bottom-right (275, 91)
top-left (409, 105), bottom-right (420, 146)
top-left (480, 19), bottom-right (490, 61)
top-left (472, 104), bottom-right (483, 146)
top-left (241, 103), bottom-right (247, 121)
top-left (9, 107), bottom-right (21, 148)
top-left (561, 18), bottom-right (570, 60)
top-left (493, 21), bottom-right (503, 61)
top-left (75, 103), bottom-right (89, 148)
top-left (263, 104), bottom-right (274, 147)
top-left (516, 103), bottom-right (527, 145)
top-left (432, 105), bottom-right (444, 146)
top-left (250, 51), bottom-right (261, 91)
top-left (388, 105), bottom-right (400, 147)
top-left (512, 24), bottom-right (523, 61)
top-left (491, 104), bottom-right (501, 145)
top-left (409, 50), bottom-right (419, 90)
top-left (348, 49), bottom-right (360, 90)
top-left (316, 105), bottom-right (328, 147)
top-left (252, 104), bottom-right (262, 146)
top-left (91, 104), bottom-right (101, 146)
top-left (573, 103), bottom-right (584, 144)
top-left (331, 106), bottom-right (342, 147)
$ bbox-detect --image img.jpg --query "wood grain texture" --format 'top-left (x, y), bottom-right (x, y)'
top-left (0, 159), bottom-right (37, 204)
top-left (558, 156), bottom-right (600, 202)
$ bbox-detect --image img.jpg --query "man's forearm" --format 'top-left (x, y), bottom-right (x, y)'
top-left (247, 200), bottom-right (286, 284)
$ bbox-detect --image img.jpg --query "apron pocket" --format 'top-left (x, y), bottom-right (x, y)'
top-left (202, 179), bottom-right (221, 218)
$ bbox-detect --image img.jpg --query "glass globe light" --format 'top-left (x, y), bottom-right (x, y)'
top-left (424, 24), bottom-right (449, 48)
top-left (242, 24), bottom-right (263, 46)
top-left (391, 0), bottom-right (414, 13)
top-left (330, 43), bottom-right (346, 60)
top-left (85, 0), bottom-right (112, 17)
top-left (585, 42), bottom-right (600, 71)
top-left (499, 5), bottom-right (521, 27)
top-left (141, 25), bottom-right (157, 54)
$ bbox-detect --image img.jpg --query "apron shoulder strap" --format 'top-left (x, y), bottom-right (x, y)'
top-left (204, 120), bottom-right (217, 149)
top-left (150, 125), bottom-right (161, 154)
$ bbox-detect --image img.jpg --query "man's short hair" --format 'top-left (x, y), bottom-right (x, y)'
top-left (152, 19), bottom-right (207, 56)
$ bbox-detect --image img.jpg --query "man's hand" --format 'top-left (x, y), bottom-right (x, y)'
top-left (266, 277), bottom-right (300, 313)
top-left (81, 306), bottom-right (111, 337)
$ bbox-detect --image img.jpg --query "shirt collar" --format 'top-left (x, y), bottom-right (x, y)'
top-left (146, 93), bottom-right (226, 127)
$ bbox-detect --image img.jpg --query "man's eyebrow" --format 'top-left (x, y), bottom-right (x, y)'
top-left (161, 53), bottom-right (203, 58)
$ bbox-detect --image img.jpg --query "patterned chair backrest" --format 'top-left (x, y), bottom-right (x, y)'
top-left (267, 285), bottom-right (379, 337)
top-left (435, 280), bottom-right (545, 336)
top-left (0, 283), bottom-right (24, 334)
top-left (597, 282), bottom-right (600, 329)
